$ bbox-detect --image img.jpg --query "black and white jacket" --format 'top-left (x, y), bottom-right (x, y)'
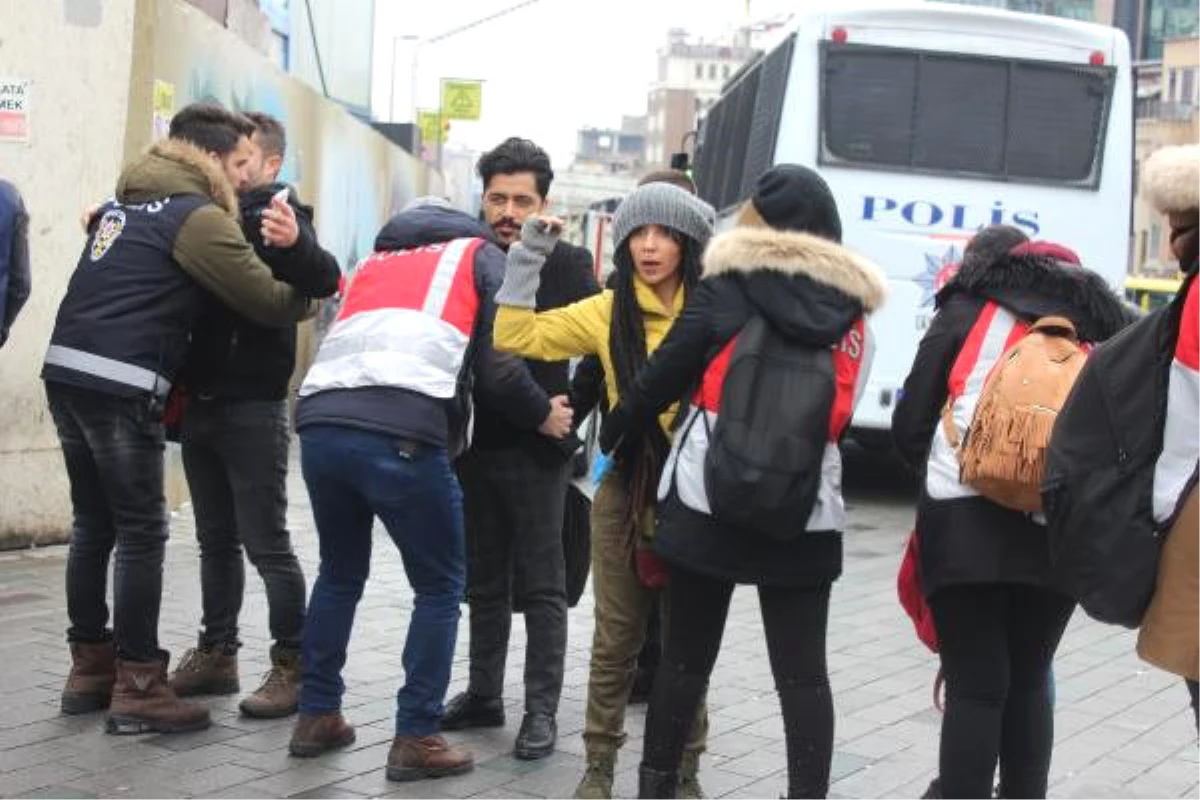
top-left (605, 226), bottom-right (885, 588)
top-left (893, 248), bottom-right (1136, 598)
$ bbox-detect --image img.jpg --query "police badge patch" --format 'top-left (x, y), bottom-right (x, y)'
top-left (90, 209), bottom-right (127, 262)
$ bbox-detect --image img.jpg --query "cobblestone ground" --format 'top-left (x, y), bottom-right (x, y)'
top-left (0, 451), bottom-right (1195, 799)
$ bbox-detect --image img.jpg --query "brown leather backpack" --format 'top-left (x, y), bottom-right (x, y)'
top-left (944, 316), bottom-right (1088, 513)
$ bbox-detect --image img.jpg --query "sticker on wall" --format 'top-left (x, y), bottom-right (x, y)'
top-left (152, 79), bottom-right (176, 141)
top-left (0, 78), bottom-right (31, 143)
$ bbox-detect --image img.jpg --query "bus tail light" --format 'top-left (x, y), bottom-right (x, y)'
top-left (831, 26), bottom-right (849, 44)
top-left (1089, 50), bottom-right (1105, 65)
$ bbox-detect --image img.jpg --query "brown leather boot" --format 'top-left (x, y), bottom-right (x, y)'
top-left (239, 644), bottom-right (300, 719)
top-left (106, 652), bottom-right (211, 735)
top-left (289, 711), bottom-right (356, 758)
top-left (168, 643), bottom-right (239, 697)
top-left (61, 641), bottom-right (116, 715)
top-left (386, 734), bottom-right (474, 782)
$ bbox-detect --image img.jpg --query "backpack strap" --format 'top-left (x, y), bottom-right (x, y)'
top-left (941, 400), bottom-right (961, 449)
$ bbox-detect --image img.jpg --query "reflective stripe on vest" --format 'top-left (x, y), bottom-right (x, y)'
top-left (1153, 279), bottom-right (1199, 523)
top-left (926, 302), bottom-right (1026, 501)
top-left (43, 344), bottom-right (171, 398)
top-left (299, 238), bottom-right (483, 399)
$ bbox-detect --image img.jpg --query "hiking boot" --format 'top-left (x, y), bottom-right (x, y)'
top-left (439, 691), bottom-right (504, 731)
top-left (168, 643), bottom-right (239, 697)
top-left (678, 750), bottom-right (705, 799)
top-left (61, 641), bottom-right (116, 715)
top-left (239, 644), bottom-right (300, 719)
top-left (289, 711), bottom-right (356, 757)
top-left (638, 764), bottom-right (678, 799)
top-left (106, 652), bottom-right (211, 735)
top-left (574, 752), bottom-right (616, 799)
top-left (385, 733), bottom-right (474, 781)
top-left (514, 712), bottom-right (557, 760)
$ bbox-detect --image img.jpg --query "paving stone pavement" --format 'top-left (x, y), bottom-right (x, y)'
top-left (0, 450), bottom-right (1195, 799)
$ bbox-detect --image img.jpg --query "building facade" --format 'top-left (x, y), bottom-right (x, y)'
top-left (1133, 35), bottom-right (1199, 274)
top-left (644, 28), bottom-right (759, 168)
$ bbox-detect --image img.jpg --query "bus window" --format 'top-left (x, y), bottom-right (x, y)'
top-left (820, 43), bottom-right (1115, 187)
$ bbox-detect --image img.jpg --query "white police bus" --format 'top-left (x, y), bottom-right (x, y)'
top-left (689, 2), bottom-right (1133, 449)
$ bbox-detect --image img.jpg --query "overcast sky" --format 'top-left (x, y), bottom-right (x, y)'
top-left (368, 0), bottom-right (810, 168)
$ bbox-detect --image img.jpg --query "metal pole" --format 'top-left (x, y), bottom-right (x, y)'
top-left (411, 41), bottom-right (421, 126)
top-left (389, 36), bottom-right (398, 121)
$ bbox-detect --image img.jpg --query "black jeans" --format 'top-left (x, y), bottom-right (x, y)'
top-left (47, 382), bottom-right (167, 663)
top-left (643, 564), bottom-right (834, 799)
top-left (458, 446), bottom-right (570, 716)
top-left (930, 583), bottom-right (1075, 799)
top-left (181, 398), bottom-right (306, 650)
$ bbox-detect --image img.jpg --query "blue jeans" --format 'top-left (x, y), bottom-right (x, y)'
top-left (298, 425), bottom-right (465, 736)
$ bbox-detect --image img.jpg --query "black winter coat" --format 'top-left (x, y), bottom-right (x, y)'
top-left (185, 183), bottom-right (340, 401)
top-left (892, 249), bottom-right (1137, 598)
top-left (470, 240), bottom-right (599, 461)
top-left (605, 226), bottom-right (886, 587)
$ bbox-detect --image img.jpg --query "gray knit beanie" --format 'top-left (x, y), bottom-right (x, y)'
top-left (612, 183), bottom-right (715, 253)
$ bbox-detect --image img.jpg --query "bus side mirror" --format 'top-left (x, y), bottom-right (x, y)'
top-left (670, 152), bottom-right (690, 171)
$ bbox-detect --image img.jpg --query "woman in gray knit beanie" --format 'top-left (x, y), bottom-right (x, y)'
top-left (492, 181), bottom-right (715, 799)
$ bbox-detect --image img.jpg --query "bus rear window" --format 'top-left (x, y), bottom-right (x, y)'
top-left (820, 42), bottom-right (1115, 187)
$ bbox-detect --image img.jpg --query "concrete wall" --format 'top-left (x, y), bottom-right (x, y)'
top-left (0, 0), bottom-right (142, 547)
top-left (0, 0), bottom-right (440, 548)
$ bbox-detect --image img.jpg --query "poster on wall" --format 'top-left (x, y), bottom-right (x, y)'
top-left (152, 79), bottom-right (176, 141)
top-left (0, 78), bottom-right (31, 143)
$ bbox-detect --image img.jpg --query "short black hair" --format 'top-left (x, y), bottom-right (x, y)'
top-left (638, 169), bottom-right (696, 194)
top-left (476, 137), bottom-right (554, 198)
top-left (244, 111), bottom-right (287, 159)
top-left (169, 103), bottom-right (255, 157)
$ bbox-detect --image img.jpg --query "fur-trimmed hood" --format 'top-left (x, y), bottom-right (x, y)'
top-left (939, 249), bottom-right (1136, 342)
top-left (116, 138), bottom-right (238, 214)
top-left (1142, 144), bottom-right (1199, 215)
top-left (701, 226), bottom-right (886, 346)
top-left (703, 226), bottom-right (886, 311)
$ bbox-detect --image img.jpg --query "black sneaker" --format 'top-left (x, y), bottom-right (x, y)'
top-left (440, 691), bottom-right (505, 731)
top-left (514, 712), bottom-right (556, 760)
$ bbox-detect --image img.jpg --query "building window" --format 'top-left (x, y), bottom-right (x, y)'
top-left (1180, 67), bottom-right (1196, 105)
top-left (708, 63), bottom-right (717, 80)
top-left (1169, 69), bottom-right (1178, 101)
top-left (1149, 221), bottom-right (1162, 259)
top-left (723, 64), bottom-right (731, 80)
top-left (695, 62), bottom-right (704, 79)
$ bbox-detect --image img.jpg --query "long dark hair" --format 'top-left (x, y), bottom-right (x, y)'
top-left (608, 231), bottom-right (705, 544)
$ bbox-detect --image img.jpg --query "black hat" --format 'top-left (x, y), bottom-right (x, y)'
top-left (745, 164), bottom-right (842, 243)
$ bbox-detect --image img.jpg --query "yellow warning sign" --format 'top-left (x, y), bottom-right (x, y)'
top-left (440, 79), bottom-right (483, 121)
top-left (417, 108), bottom-right (447, 144)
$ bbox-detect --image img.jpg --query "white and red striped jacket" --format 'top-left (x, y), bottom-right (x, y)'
top-left (1153, 277), bottom-right (1199, 523)
top-left (300, 237), bottom-right (484, 400)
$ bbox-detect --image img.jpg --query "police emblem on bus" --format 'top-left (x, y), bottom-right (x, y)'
top-left (912, 244), bottom-right (962, 308)
top-left (90, 209), bottom-right (127, 262)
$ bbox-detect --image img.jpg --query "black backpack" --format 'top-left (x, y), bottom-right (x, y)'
top-left (1042, 302), bottom-right (1177, 628)
top-left (703, 315), bottom-right (834, 541)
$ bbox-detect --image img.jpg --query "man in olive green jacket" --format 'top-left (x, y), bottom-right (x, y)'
top-left (45, 103), bottom-right (311, 737)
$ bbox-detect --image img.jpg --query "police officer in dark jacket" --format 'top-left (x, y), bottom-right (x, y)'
top-left (47, 103), bottom-right (311, 737)
top-left (441, 138), bottom-right (599, 760)
top-left (168, 112), bottom-right (340, 720)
